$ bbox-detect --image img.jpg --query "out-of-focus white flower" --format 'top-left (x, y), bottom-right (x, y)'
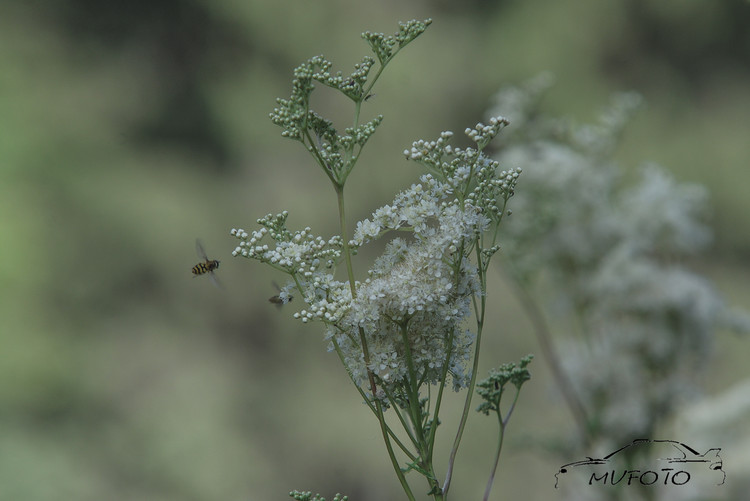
top-left (489, 78), bottom-right (747, 449)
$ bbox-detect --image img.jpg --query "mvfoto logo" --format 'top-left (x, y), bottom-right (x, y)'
top-left (555, 439), bottom-right (725, 490)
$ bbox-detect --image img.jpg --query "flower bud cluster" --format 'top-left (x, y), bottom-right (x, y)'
top-left (312, 56), bottom-right (375, 100)
top-left (362, 18), bottom-right (432, 65)
top-left (465, 116), bottom-right (510, 149)
top-left (403, 122), bottom-right (520, 232)
top-left (231, 212), bottom-right (343, 277)
top-left (476, 355), bottom-right (533, 416)
top-left (404, 118), bottom-right (508, 182)
top-left (289, 491), bottom-right (348, 501)
top-left (466, 160), bottom-right (521, 224)
top-left (403, 131), bottom-right (456, 174)
top-left (342, 116), bottom-right (384, 148)
top-left (270, 56), bottom-right (331, 140)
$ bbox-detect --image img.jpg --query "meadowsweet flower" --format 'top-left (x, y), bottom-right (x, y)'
top-left (233, 19), bottom-right (534, 499)
top-left (335, 173), bottom-right (489, 393)
top-left (235, 129), bottom-right (518, 398)
top-left (489, 78), bottom-right (748, 450)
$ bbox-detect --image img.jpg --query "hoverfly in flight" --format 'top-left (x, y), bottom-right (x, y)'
top-left (268, 281), bottom-right (293, 306)
top-left (192, 239), bottom-right (221, 288)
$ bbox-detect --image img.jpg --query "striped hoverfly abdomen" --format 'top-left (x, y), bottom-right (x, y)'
top-left (192, 239), bottom-right (221, 287)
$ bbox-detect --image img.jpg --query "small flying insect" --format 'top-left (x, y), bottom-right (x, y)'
top-left (268, 281), bottom-right (293, 306)
top-left (192, 239), bottom-right (221, 288)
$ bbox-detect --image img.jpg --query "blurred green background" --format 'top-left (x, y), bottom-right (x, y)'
top-left (2, 0), bottom-right (749, 499)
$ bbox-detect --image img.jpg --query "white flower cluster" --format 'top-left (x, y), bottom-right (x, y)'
top-left (562, 255), bottom-right (723, 443)
top-left (234, 112), bottom-right (519, 402)
top-left (294, 275), bottom-right (353, 325)
top-left (232, 165), bottom-right (494, 396)
top-left (350, 173), bottom-right (467, 247)
top-left (232, 217), bottom-right (354, 325)
top-left (334, 197), bottom-right (484, 392)
top-left (488, 80), bottom-right (748, 446)
top-left (231, 212), bottom-right (343, 278)
top-left (230, 227), bottom-right (342, 276)
top-left (399, 122), bottom-right (520, 242)
top-left (326, 162), bottom-right (496, 393)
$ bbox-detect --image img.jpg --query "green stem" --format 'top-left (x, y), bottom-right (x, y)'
top-left (353, 100), bottom-right (362, 129)
top-left (483, 386), bottom-right (521, 501)
top-left (380, 384), bottom-right (421, 452)
top-left (482, 411), bottom-right (505, 501)
top-left (304, 129), bottom-right (338, 185)
top-left (399, 322), bottom-right (426, 444)
top-left (331, 337), bottom-right (417, 461)
top-left (426, 243), bottom-right (466, 460)
top-left (376, 398), bottom-right (417, 501)
top-left (443, 242), bottom-right (486, 496)
top-left (362, 59), bottom-right (389, 103)
top-left (336, 185), bottom-right (357, 295)
top-left (335, 183), bottom-right (415, 501)
top-left (426, 326), bottom-right (454, 456)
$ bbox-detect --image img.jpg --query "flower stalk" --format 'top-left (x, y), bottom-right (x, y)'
top-left (231, 19), bottom-right (531, 500)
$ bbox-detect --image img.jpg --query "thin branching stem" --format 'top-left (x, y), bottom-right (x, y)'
top-left (510, 274), bottom-right (590, 443)
top-left (380, 384), bottom-right (421, 452)
top-left (482, 411), bottom-right (505, 501)
top-left (443, 241), bottom-right (486, 496)
top-left (330, 338), bottom-right (417, 461)
top-left (335, 183), bottom-right (416, 500)
top-left (482, 385), bottom-right (521, 501)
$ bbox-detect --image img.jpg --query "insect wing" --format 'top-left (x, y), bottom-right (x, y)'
top-left (208, 270), bottom-right (223, 290)
top-left (195, 239), bottom-right (209, 261)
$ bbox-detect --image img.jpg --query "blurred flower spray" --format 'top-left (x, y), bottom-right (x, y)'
top-left (231, 20), bottom-right (531, 501)
top-left (489, 75), bottom-right (750, 488)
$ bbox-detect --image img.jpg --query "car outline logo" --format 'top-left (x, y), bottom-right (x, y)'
top-left (554, 438), bottom-right (725, 489)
